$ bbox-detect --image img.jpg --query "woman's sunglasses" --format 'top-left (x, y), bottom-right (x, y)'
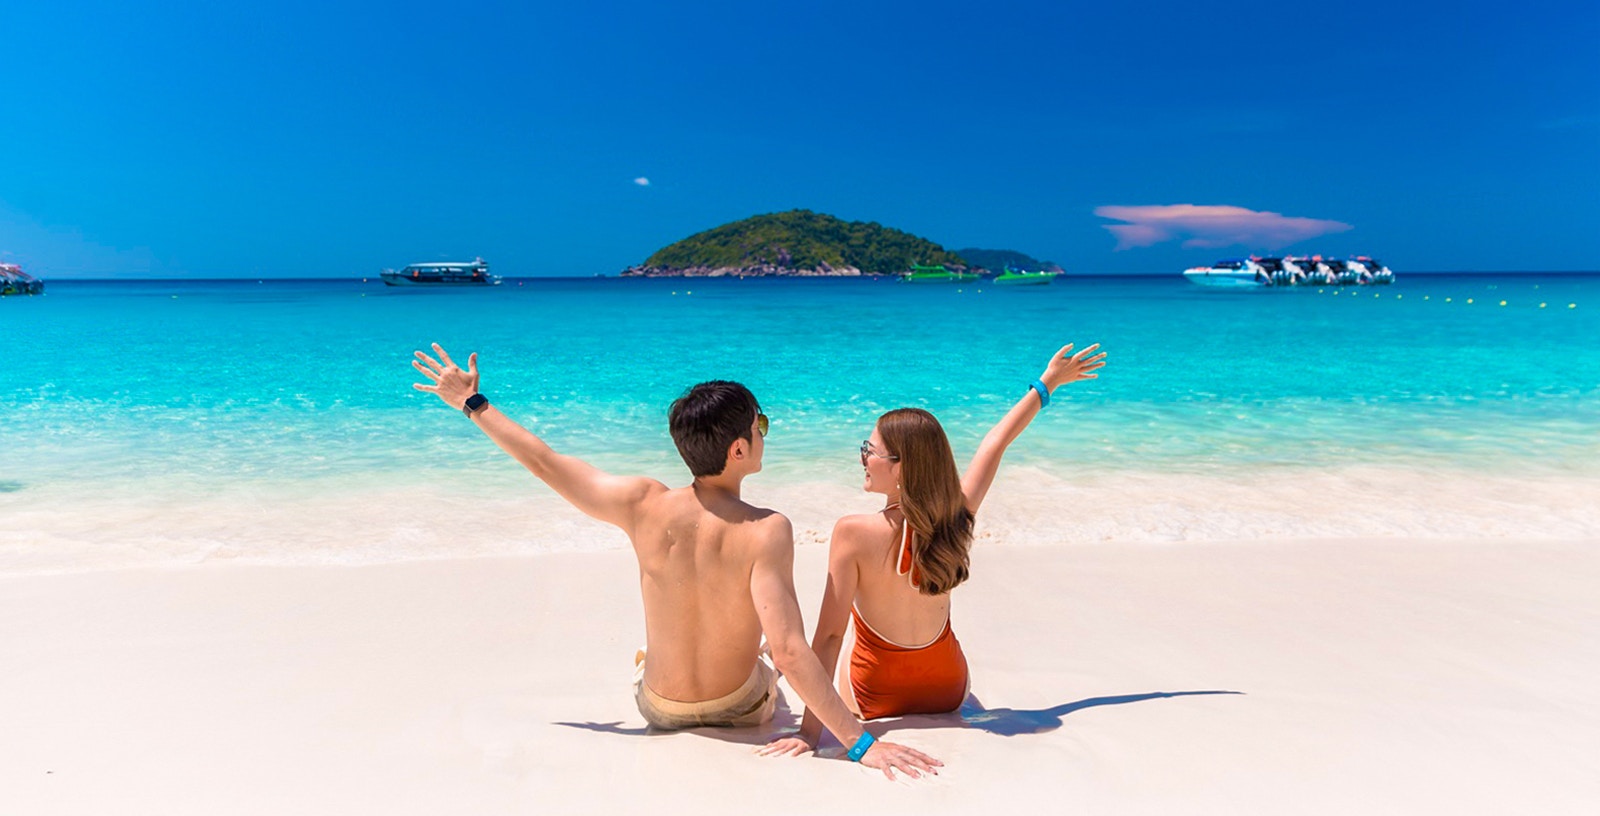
top-left (859, 440), bottom-right (899, 466)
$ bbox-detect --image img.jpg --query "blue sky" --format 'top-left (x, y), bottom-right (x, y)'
top-left (2, 0), bottom-right (1597, 277)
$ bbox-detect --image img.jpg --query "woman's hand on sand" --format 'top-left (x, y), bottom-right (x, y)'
top-left (859, 740), bottom-right (942, 780)
top-left (1041, 342), bottom-right (1106, 391)
top-left (412, 343), bottom-right (480, 410)
top-left (755, 733), bottom-right (816, 758)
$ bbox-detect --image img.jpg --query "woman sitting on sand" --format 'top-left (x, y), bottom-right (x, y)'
top-left (762, 342), bottom-right (1105, 756)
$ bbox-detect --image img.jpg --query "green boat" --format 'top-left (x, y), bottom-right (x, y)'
top-left (991, 265), bottom-right (1060, 286)
top-left (899, 263), bottom-right (980, 284)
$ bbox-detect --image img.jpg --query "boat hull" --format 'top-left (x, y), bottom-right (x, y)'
top-left (1182, 270), bottom-right (1266, 288)
top-left (380, 271), bottom-right (502, 287)
top-left (993, 274), bottom-right (1057, 285)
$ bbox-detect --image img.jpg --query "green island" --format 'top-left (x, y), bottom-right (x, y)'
top-left (621, 210), bottom-right (970, 277)
top-left (951, 248), bottom-right (1064, 274)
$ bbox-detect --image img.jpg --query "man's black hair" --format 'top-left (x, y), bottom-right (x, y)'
top-left (668, 381), bottom-right (759, 478)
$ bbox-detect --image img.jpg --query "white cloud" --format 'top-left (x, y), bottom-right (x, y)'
top-left (633, 177), bottom-right (651, 187)
top-left (1095, 204), bottom-right (1352, 251)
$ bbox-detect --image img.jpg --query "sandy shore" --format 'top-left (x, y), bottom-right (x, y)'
top-left (3, 538), bottom-right (1597, 815)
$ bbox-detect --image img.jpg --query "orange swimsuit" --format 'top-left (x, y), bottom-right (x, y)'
top-left (847, 514), bottom-right (969, 720)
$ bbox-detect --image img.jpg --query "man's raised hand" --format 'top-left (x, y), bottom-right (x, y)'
top-left (412, 343), bottom-right (480, 410)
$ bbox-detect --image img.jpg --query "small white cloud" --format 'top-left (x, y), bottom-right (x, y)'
top-left (633, 177), bottom-right (651, 187)
top-left (1095, 204), bottom-right (1351, 251)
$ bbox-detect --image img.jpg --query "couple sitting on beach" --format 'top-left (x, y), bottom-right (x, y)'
top-left (412, 340), bottom-right (1105, 779)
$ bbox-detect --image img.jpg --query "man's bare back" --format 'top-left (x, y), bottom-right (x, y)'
top-left (631, 484), bottom-right (781, 701)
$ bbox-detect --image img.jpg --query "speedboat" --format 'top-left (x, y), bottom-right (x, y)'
top-left (1182, 258), bottom-right (1271, 288)
top-left (1355, 256), bottom-right (1394, 284)
top-left (0, 263), bottom-right (44, 295)
top-left (991, 265), bottom-right (1060, 285)
top-left (1254, 257), bottom-right (1306, 287)
top-left (1285, 256), bottom-right (1333, 285)
top-left (899, 263), bottom-right (980, 283)
top-left (380, 258), bottom-right (501, 286)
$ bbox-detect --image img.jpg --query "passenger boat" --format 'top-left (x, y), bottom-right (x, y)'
top-left (899, 263), bottom-right (980, 284)
top-left (380, 258), bottom-right (501, 286)
top-left (0, 263), bottom-right (44, 296)
top-left (991, 265), bottom-right (1061, 286)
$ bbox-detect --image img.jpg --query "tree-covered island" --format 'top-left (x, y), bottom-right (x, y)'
top-left (621, 210), bottom-right (969, 277)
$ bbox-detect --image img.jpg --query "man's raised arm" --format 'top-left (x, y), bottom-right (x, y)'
top-left (412, 343), bottom-right (659, 530)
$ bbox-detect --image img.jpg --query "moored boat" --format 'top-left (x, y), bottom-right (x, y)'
top-left (1182, 258), bottom-right (1271, 288)
top-left (380, 258), bottom-right (500, 286)
top-left (991, 265), bottom-right (1061, 285)
top-left (0, 263), bottom-right (44, 295)
top-left (899, 263), bottom-right (979, 284)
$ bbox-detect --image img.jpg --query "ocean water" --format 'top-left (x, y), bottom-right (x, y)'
top-left (3, 274), bottom-right (1598, 572)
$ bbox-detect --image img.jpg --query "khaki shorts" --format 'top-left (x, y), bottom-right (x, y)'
top-left (633, 650), bottom-right (777, 730)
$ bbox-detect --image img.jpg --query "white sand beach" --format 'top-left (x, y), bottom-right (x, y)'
top-left (3, 537), bottom-right (1596, 815)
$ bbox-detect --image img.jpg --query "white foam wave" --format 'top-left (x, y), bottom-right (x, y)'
top-left (3, 465), bottom-right (1596, 575)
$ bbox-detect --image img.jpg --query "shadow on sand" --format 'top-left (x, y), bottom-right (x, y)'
top-left (554, 688), bottom-right (1241, 745)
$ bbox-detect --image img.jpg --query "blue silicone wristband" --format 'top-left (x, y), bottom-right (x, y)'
top-left (847, 730), bottom-right (877, 762)
top-left (1030, 379), bottom-right (1050, 409)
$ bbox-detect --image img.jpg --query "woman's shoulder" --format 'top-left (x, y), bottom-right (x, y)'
top-left (830, 512), bottom-right (893, 552)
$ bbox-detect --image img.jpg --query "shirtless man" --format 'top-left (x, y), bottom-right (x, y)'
top-left (412, 344), bottom-right (940, 779)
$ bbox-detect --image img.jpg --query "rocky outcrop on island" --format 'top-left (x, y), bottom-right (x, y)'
top-left (622, 209), bottom-right (967, 277)
top-left (621, 262), bottom-right (864, 278)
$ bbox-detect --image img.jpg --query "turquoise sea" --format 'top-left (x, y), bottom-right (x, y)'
top-left (3, 274), bottom-right (1598, 572)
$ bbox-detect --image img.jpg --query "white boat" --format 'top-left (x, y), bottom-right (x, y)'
top-left (380, 258), bottom-right (500, 287)
top-left (1182, 258), bottom-right (1272, 288)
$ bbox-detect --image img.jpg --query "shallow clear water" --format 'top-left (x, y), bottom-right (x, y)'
top-left (4, 274), bottom-right (1597, 570)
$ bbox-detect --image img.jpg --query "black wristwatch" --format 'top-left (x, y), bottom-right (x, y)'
top-left (463, 393), bottom-right (489, 417)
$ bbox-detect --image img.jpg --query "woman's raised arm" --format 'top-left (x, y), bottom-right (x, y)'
top-left (960, 343), bottom-right (1105, 513)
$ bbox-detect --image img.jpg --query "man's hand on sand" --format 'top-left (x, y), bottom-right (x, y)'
top-left (412, 343), bottom-right (480, 410)
top-left (859, 739), bottom-right (942, 780)
top-left (1042, 342), bottom-right (1106, 390)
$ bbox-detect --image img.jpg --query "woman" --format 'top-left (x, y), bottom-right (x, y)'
top-left (761, 342), bottom-right (1105, 756)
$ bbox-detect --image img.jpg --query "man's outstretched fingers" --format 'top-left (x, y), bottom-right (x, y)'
top-left (414, 350), bottom-right (444, 373)
top-left (432, 343), bottom-right (456, 369)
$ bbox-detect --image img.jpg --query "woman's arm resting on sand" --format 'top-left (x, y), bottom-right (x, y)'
top-left (412, 343), bottom-right (659, 531)
top-left (960, 343), bottom-right (1106, 513)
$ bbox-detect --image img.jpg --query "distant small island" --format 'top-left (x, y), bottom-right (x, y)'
top-left (621, 210), bottom-right (969, 277)
top-left (952, 248), bottom-right (1065, 274)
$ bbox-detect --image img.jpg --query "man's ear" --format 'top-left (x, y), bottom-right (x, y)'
top-left (729, 437), bottom-right (748, 462)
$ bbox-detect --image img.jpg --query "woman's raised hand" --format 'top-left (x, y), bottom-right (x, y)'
top-left (1041, 343), bottom-right (1106, 390)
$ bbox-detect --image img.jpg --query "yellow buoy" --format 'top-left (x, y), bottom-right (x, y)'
top-left (1499, 300), bottom-right (1507, 306)
top-left (1571, 303), bottom-right (1578, 309)
top-left (1467, 298), bottom-right (1474, 304)
top-left (1540, 303), bottom-right (1547, 308)
top-left (1445, 297), bottom-right (1452, 302)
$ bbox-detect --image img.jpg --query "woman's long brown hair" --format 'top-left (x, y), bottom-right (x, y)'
top-left (878, 408), bottom-right (974, 595)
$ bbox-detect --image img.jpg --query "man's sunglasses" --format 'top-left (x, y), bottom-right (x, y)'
top-left (757, 413), bottom-right (769, 438)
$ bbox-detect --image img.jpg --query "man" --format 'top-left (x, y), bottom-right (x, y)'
top-left (412, 344), bottom-right (940, 779)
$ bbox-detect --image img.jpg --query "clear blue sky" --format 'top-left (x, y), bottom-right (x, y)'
top-left (3, 0), bottom-right (1597, 277)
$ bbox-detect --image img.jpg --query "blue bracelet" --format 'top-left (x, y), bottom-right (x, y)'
top-left (847, 730), bottom-right (877, 762)
top-left (1030, 379), bottom-right (1050, 409)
